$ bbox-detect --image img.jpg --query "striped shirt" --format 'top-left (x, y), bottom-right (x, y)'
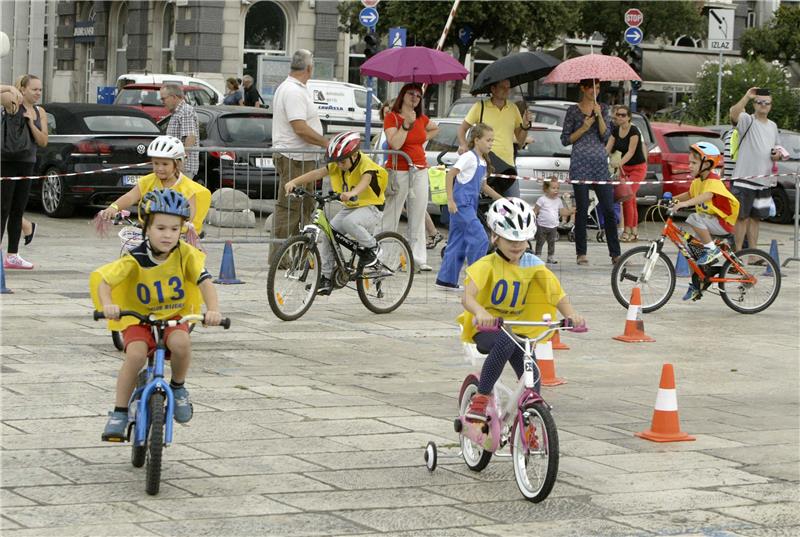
top-left (166, 100), bottom-right (200, 179)
top-left (722, 130), bottom-right (735, 180)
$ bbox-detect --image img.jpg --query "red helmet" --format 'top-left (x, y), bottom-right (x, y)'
top-left (327, 131), bottom-right (361, 162)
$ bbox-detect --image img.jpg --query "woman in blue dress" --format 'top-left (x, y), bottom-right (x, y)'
top-left (223, 77), bottom-right (243, 106)
top-left (560, 78), bottom-right (620, 265)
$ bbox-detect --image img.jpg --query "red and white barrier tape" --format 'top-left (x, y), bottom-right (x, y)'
top-left (1, 162), bottom-right (150, 181)
top-left (486, 171), bottom-right (798, 186)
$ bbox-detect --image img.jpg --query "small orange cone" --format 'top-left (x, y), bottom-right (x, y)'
top-left (551, 330), bottom-right (569, 350)
top-left (613, 287), bottom-right (655, 343)
top-left (635, 364), bottom-right (695, 443)
top-left (537, 339), bottom-right (565, 386)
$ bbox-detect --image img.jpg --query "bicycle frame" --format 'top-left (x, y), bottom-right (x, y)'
top-left (130, 333), bottom-right (175, 448)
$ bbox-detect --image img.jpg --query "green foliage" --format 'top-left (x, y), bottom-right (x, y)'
top-left (571, 1), bottom-right (704, 60)
top-left (685, 59), bottom-right (799, 130)
top-left (740, 5), bottom-right (800, 66)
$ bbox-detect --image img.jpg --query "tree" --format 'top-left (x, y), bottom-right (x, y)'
top-left (740, 4), bottom-right (800, 66)
top-left (571, 1), bottom-right (705, 61)
top-left (339, 1), bottom-right (578, 98)
top-left (685, 59), bottom-right (799, 130)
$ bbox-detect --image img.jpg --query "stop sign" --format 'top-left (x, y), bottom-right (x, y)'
top-left (625, 8), bottom-right (644, 27)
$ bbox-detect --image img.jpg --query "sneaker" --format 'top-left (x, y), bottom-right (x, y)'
top-left (682, 284), bottom-right (701, 301)
top-left (696, 246), bottom-right (723, 266)
top-left (417, 263), bottom-right (433, 272)
top-left (23, 222), bottom-right (37, 246)
top-left (3, 254), bottom-right (33, 270)
top-left (426, 232), bottom-right (443, 249)
top-left (101, 410), bottom-right (128, 442)
top-left (465, 393), bottom-right (491, 422)
top-left (317, 276), bottom-right (333, 296)
top-left (546, 257), bottom-right (558, 264)
top-left (360, 246), bottom-right (381, 268)
top-left (172, 386), bottom-right (193, 423)
top-left (435, 279), bottom-right (464, 292)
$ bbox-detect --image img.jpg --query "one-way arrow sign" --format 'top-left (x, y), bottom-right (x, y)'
top-left (359, 7), bottom-right (379, 28)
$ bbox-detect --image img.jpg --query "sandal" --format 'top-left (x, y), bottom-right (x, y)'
top-left (426, 232), bottom-right (443, 249)
top-left (619, 231), bottom-right (631, 242)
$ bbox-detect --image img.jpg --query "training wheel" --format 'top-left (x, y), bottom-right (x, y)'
top-left (424, 441), bottom-right (438, 472)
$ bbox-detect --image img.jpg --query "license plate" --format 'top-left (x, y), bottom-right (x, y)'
top-left (255, 158), bottom-right (273, 169)
top-left (122, 175), bottom-right (141, 186)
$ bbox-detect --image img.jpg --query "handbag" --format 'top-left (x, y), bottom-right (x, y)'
top-left (1, 109), bottom-right (33, 161)
top-left (613, 170), bottom-right (634, 202)
top-left (428, 166), bottom-right (448, 205)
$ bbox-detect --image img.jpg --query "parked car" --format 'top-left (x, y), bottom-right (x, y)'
top-left (115, 84), bottom-right (215, 122)
top-left (706, 124), bottom-right (799, 225)
top-left (159, 105), bottom-right (278, 199)
top-left (116, 73), bottom-right (222, 105)
top-left (31, 103), bottom-right (160, 217)
top-left (649, 122), bottom-right (723, 200)
top-left (307, 79), bottom-right (381, 135)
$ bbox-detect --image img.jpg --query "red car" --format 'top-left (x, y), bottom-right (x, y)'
top-left (114, 84), bottom-right (215, 122)
top-left (648, 122), bottom-right (724, 198)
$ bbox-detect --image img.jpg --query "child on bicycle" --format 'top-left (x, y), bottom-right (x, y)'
top-left (458, 197), bottom-right (583, 422)
top-left (91, 189), bottom-right (222, 441)
top-left (98, 136), bottom-right (210, 234)
top-left (284, 131), bottom-right (388, 295)
top-left (672, 142), bottom-right (740, 300)
top-left (534, 178), bottom-right (576, 264)
top-left (435, 123), bottom-right (503, 291)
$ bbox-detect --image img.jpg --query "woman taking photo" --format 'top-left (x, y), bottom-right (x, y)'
top-left (382, 83), bottom-right (439, 271)
top-left (1, 75), bottom-right (47, 270)
top-left (560, 78), bottom-right (620, 265)
top-left (607, 105), bottom-right (646, 242)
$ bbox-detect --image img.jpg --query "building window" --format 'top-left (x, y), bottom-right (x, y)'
top-left (746, 10), bottom-right (756, 28)
top-left (243, 1), bottom-right (287, 79)
top-left (161, 3), bottom-right (176, 73)
top-left (115, 2), bottom-right (128, 75)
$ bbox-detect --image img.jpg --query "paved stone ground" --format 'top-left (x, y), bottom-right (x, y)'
top-left (1, 210), bottom-right (798, 536)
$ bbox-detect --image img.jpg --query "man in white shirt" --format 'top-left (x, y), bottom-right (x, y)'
top-left (270, 49), bottom-right (328, 262)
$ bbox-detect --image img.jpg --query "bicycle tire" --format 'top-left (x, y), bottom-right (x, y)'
top-left (130, 370), bottom-right (149, 468)
top-left (458, 379), bottom-right (492, 472)
top-left (357, 231), bottom-right (414, 314)
top-left (111, 331), bottom-right (124, 351)
top-left (611, 245), bottom-right (676, 313)
top-left (145, 392), bottom-right (165, 495)
top-left (719, 248), bottom-right (781, 314)
top-left (511, 401), bottom-right (559, 503)
top-left (267, 235), bottom-right (321, 321)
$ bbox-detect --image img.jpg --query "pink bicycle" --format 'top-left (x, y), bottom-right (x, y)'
top-left (425, 316), bottom-right (587, 502)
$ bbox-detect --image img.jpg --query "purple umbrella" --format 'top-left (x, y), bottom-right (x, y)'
top-left (360, 46), bottom-right (468, 83)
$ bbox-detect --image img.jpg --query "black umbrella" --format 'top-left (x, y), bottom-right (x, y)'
top-left (470, 52), bottom-right (561, 95)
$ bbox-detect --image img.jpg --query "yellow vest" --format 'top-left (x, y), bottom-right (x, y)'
top-left (458, 253), bottom-right (566, 342)
top-left (135, 173), bottom-right (211, 232)
top-left (689, 177), bottom-right (740, 226)
top-left (90, 242), bottom-right (207, 331)
top-left (327, 152), bottom-right (388, 208)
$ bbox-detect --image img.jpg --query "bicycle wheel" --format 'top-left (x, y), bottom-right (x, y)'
top-left (357, 231), bottom-right (414, 314)
top-left (111, 331), bottom-right (124, 351)
top-left (145, 392), bottom-right (165, 495)
top-left (458, 379), bottom-right (492, 472)
top-left (130, 371), bottom-right (149, 468)
top-left (267, 235), bottom-right (321, 321)
top-left (611, 245), bottom-right (676, 313)
top-left (511, 401), bottom-right (559, 503)
top-left (719, 248), bottom-right (781, 314)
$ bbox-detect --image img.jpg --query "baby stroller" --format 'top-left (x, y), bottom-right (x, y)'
top-left (564, 190), bottom-right (615, 243)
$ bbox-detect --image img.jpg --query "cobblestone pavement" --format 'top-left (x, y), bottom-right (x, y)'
top-left (1, 211), bottom-right (798, 536)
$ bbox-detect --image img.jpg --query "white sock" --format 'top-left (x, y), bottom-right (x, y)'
top-left (704, 241), bottom-right (715, 250)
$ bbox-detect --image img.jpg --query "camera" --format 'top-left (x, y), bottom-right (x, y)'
top-left (755, 88), bottom-right (771, 96)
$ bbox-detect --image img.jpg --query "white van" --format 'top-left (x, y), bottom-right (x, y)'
top-left (306, 79), bottom-right (381, 134)
top-left (116, 73), bottom-right (223, 105)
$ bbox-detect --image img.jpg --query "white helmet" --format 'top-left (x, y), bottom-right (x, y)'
top-left (147, 135), bottom-right (185, 160)
top-left (487, 197), bottom-right (537, 241)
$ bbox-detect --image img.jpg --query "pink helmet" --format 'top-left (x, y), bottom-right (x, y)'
top-left (326, 131), bottom-right (361, 162)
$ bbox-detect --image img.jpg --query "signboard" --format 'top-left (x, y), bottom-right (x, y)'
top-left (388, 27), bottom-right (406, 48)
top-left (625, 8), bottom-right (644, 27)
top-left (708, 8), bottom-right (734, 51)
top-left (361, 0), bottom-right (379, 7)
top-left (624, 27), bottom-right (643, 46)
top-left (359, 7), bottom-right (379, 28)
top-left (73, 21), bottom-right (95, 43)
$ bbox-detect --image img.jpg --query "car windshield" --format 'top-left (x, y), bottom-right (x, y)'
top-left (779, 132), bottom-right (800, 159)
top-left (663, 133), bottom-right (722, 154)
top-left (83, 115), bottom-right (159, 133)
top-left (448, 101), bottom-right (476, 118)
top-left (218, 115), bottom-right (272, 144)
top-left (116, 89), bottom-right (162, 106)
top-left (518, 130), bottom-right (572, 157)
top-left (427, 122), bottom-right (460, 152)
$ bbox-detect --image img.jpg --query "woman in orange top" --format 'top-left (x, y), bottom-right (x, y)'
top-left (381, 83), bottom-right (439, 271)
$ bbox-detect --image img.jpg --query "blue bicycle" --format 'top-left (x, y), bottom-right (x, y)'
top-left (94, 310), bottom-right (231, 495)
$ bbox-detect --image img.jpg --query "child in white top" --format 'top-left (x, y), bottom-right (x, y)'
top-left (534, 178), bottom-right (575, 264)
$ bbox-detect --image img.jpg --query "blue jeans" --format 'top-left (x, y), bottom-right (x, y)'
top-left (572, 183), bottom-right (620, 258)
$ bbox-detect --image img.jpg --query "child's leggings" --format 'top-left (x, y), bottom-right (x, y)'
top-left (436, 206), bottom-right (488, 285)
top-left (473, 330), bottom-right (540, 395)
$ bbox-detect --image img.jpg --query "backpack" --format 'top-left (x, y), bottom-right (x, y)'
top-left (1, 109), bottom-right (34, 161)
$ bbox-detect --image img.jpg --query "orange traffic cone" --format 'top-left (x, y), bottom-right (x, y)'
top-left (551, 330), bottom-right (569, 350)
top-left (537, 339), bottom-right (565, 386)
top-left (613, 287), bottom-right (655, 343)
top-left (635, 363), bottom-right (695, 443)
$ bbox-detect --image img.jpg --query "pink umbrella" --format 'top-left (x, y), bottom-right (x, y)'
top-left (543, 54), bottom-right (641, 84)
top-left (360, 46), bottom-right (468, 84)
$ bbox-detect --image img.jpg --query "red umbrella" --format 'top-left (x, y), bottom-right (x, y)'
top-left (360, 46), bottom-right (468, 84)
top-left (543, 54), bottom-right (641, 84)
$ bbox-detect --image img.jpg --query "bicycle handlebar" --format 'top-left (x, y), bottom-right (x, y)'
top-left (476, 317), bottom-right (588, 334)
top-left (94, 310), bottom-right (231, 329)
top-left (290, 187), bottom-right (356, 204)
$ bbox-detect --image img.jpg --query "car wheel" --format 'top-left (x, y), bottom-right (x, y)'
top-left (768, 186), bottom-right (791, 225)
top-left (41, 169), bottom-right (75, 218)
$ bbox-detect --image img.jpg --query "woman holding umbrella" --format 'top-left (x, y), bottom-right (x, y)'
top-left (560, 78), bottom-right (620, 265)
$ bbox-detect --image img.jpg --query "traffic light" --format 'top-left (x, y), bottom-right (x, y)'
top-left (364, 32), bottom-right (379, 59)
top-left (628, 46), bottom-right (643, 77)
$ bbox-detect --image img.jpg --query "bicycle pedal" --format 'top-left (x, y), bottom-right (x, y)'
top-left (101, 433), bottom-right (126, 443)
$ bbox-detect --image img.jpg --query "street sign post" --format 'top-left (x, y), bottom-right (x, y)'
top-left (624, 9), bottom-right (644, 112)
top-left (624, 27), bottom-right (643, 46)
top-left (359, 7), bottom-right (379, 28)
top-left (388, 27), bottom-right (406, 48)
top-left (708, 8), bottom-right (735, 124)
top-left (625, 8), bottom-right (644, 27)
